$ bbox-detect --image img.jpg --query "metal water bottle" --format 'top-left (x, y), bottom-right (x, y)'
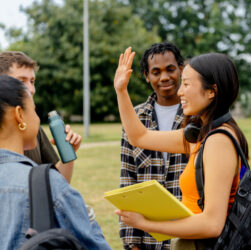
top-left (48, 110), bottom-right (77, 163)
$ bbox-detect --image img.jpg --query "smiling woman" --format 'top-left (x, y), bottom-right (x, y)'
top-left (178, 64), bottom-right (215, 117)
top-left (113, 47), bottom-right (249, 249)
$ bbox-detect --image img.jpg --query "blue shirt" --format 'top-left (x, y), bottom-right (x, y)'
top-left (0, 149), bottom-right (111, 250)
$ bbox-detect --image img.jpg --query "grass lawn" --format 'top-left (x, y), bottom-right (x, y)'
top-left (42, 118), bottom-right (251, 249)
top-left (42, 123), bottom-right (122, 143)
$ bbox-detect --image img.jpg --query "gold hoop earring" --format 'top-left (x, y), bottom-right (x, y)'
top-left (18, 122), bottom-right (27, 131)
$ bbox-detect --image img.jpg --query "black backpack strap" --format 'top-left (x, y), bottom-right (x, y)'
top-left (195, 145), bottom-right (205, 210)
top-left (195, 129), bottom-right (249, 211)
top-left (28, 163), bottom-right (56, 232)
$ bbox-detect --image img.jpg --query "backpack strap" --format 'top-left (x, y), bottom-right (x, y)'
top-left (28, 163), bottom-right (56, 232)
top-left (195, 129), bottom-right (249, 211)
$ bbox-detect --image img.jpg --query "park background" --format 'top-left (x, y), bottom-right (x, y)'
top-left (0, 0), bottom-right (250, 249)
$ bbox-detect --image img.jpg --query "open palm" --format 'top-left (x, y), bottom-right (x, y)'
top-left (114, 47), bottom-right (135, 92)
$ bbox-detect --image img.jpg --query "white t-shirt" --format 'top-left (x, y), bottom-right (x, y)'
top-left (154, 102), bottom-right (180, 165)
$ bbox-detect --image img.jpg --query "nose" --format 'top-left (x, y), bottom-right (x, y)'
top-left (26, 82), bottom-right (36, 96)
top-left (160, 71), bottom-right (170, 82)
top-left (177, 84), bottom-right (183, 97)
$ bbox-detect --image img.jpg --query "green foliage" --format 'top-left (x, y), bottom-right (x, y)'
top-left (4, 0), bottom-right (251, 120)
top-left (123, 0), bottom-right (251, 94)
top-left (7, 0), bottom-right (160, 122)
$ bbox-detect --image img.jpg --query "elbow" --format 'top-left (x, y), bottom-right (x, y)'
top-left (128, 137), bottom-right (140, 147)
top-left (206, 220), bottom-right (225, 238)
top-left (126, 127), bottom-right (148, 148)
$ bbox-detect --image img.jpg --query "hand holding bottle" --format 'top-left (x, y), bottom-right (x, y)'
top-left (50, 124), bottom-right (82, 152)
top-left (48, 111), bottom-right (81, 163)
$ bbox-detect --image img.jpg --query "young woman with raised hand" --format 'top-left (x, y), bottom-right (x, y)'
top-left (0, 75), bottom-right (111, 250)
top-left (113, 47), bottom-right (249, 249)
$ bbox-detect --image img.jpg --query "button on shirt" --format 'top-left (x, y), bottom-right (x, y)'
top-left (0, 149), bottom-right (111, 250)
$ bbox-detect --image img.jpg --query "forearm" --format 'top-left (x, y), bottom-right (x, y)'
top-left (56, 161), bottom-right (74, 183)
top-left (116, 89), bottom-right (147, 147)
top-left (117, 90), bottom-right (185, 153)
top-left (141, 213), bottom-right (222, 239)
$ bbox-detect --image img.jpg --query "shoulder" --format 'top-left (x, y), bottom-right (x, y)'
top-left (134, 93), bottom-right (156, 114)
top-left (202, 127), bottom-right (239, 167)
top-left (0, 161), bottom-right (33, 189)
top-left (48, 168), bottom-right (81, 203)
top-left (204, 126), bottom-right (239, 148)
top-left (134, 101), bottom-right (148, 113)
top-left (49, 168), bottom-right (68, 192)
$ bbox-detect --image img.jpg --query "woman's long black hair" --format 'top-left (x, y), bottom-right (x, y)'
top-left (0, 75), bottom-right (28, 127)
top-left (183, 53), bottom-right (249, 160)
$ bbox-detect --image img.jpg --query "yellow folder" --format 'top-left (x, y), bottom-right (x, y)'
top-left (104, 180), bottom-right (193, 241)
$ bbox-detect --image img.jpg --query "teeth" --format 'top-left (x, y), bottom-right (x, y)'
top-left (181, 100), bottom-right (187, 104)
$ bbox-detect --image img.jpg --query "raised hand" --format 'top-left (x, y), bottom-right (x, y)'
top-left (114, 47), bottom-right (135, 92)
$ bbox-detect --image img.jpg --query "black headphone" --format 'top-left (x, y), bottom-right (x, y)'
top-left (184, 112), bottom-right (232, 143)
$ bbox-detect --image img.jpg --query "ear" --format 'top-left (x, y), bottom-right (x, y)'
top-left (208, 84), bottom-right (217, 99)
top-left (145, 73), bottom-right (150, 83)
top-left (14, 106), bottom-right (25, 124)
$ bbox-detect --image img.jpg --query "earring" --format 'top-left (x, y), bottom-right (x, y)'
top-left (18, 122), bottom-right (27, 131)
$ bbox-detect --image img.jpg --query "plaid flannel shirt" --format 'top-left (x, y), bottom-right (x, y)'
top-left (120, 93), bottom-right (188, 250)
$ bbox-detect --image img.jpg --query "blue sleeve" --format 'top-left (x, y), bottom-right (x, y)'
top-left (49, 170), bottom-right (111, 250)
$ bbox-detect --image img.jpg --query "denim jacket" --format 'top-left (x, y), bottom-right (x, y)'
top-left (0, 149), bottom-right (111, 250)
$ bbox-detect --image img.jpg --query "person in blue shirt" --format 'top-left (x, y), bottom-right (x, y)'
top-left (0, 75), bottom-right (111, 250)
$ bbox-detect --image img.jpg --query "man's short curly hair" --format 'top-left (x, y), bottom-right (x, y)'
top-left (140, 42), bottom-right (184, 76)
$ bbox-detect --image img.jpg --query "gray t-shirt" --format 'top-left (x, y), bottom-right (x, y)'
top-left (154, 102), bottom-right (180, 165)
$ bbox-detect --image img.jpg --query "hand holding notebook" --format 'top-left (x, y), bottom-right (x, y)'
top-left (104, 180), bottom-right (193, 241)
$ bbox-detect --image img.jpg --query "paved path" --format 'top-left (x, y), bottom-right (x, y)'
top-left (80, 141), bottom-right (120, 149)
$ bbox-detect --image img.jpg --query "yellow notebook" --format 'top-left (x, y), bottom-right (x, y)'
top-left (104, 180), bottom-right (193, 241)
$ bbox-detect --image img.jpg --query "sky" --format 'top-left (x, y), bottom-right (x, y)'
top-left (0, 0), bottom-right (30, 49)
top-left (0, 0), bottom-right (63, 49)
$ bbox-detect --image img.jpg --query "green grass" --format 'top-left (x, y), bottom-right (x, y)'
top-left (42, 123), bottom-right (122, 143)
top-left (41, 118), bottom-right (251, 249)
top-left (73, 145), bottom-right (122, 249)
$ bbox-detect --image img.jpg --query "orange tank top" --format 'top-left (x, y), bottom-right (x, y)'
top-left (179, 142), bottom-right (240, 214)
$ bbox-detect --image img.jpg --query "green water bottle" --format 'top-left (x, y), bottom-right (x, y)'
top-left (48, 110), bottom-right (77, 163)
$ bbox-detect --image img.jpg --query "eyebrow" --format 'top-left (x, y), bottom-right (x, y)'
top-left (151, 64), bottom-right (177, 71)
top-left (182, 77), bottom-right (191, 81)
top-left (18, 76), bottom-right (35, 80)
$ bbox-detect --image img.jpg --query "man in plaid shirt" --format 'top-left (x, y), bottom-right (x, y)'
top-left (119, 42), bottom-right (188, 250)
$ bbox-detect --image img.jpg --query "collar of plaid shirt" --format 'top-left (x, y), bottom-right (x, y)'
top-left (135, 92), bottom-right (183, 130)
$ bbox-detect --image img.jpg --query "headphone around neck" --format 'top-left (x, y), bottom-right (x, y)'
top-left (184, 112), bottom-right (232, 143)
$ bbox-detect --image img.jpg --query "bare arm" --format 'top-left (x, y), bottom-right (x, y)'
top-left (116, 131), bottom-right (238, 239)
top-left (114, 47), bottom-right (185, 154)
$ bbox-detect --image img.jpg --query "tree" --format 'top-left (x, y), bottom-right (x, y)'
top-left (7, 0), bottom-right (160, 122)
top-left (120, 0), bottom-right (251, 92)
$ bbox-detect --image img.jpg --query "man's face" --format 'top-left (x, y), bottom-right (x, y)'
top-left (145, 51), bottom-right (182, 106)
top-left (8, 63), bottom-right (36, 96)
